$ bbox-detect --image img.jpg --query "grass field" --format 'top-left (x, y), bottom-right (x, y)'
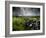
top-left (12, 16), bottom-right (40, 31)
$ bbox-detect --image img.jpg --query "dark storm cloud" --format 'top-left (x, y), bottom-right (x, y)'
top-left (13, 7), bottom-right (21, 16)
top-left (12, 7), bottom-right (40, 16)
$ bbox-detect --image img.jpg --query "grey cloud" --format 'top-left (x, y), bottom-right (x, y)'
top-left (12, 7), bottom-right (40, 16)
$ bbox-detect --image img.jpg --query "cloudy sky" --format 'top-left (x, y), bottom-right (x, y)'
top-left (12, 7), bottom-right (40, 16)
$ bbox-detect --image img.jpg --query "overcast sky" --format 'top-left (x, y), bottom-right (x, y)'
top-left (12, 7), bottom-right (40, 16)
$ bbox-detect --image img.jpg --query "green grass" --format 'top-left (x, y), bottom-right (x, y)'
top-left (12, 16), bottom-right (40, 31)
